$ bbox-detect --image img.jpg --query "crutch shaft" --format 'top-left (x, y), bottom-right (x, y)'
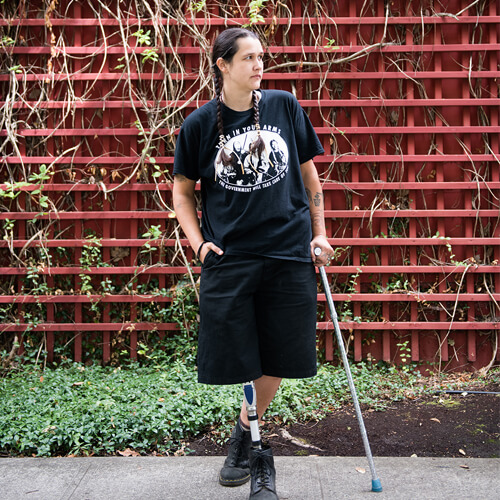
top-left (315, 249), bottom-right (382, 492)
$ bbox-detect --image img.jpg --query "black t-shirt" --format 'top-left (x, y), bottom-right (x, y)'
top-left (173, 89), bottom-right (324, 262)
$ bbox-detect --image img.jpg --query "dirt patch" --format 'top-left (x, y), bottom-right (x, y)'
top-left (187, 390), bottom-right (500, 459)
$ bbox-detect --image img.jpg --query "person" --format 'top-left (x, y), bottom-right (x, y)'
top-left (172, 27), bottom-right (333, 500)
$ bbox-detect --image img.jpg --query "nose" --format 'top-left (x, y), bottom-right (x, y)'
top-left (254, 58), bottom-right (263, 71)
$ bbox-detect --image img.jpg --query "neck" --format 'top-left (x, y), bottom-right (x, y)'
top-left (221, 87), bottom-right (254, 112)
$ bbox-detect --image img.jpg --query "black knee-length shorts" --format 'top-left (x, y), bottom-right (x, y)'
top-left (197, 252), bottom-right (318, 385)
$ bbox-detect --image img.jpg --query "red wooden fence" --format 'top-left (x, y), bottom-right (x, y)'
top-left (0, 0), bottom-right (498, 371)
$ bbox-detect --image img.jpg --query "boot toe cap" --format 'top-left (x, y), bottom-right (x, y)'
top-left (219, 466), bottom-right (251, 487)
top-left (249, 488), bottom-right (279, 499)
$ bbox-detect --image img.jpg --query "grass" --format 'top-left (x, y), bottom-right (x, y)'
top-left (1, 360), bottom-right (498, 457)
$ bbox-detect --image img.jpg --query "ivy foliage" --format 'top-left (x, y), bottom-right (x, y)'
top-left (3, 359), bottom-right (494, 457)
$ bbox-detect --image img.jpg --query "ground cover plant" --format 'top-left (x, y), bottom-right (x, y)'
top-left (1, 357), bottom-right (498, 458)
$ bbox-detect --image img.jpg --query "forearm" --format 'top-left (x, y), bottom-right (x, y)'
top-left (175, 199), bottom-right (205, 254)
top-left (173, 175), bottom-right (224, 262)
top-left (300, 159), bottom-right (333, 265)
top-left (305, 186), bottom-right (327, 238)
top-left (172, 177), bottom-right (204, 255)
top-left (301, 161), bottom-right (327, 238)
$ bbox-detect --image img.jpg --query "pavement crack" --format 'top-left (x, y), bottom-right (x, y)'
top-left (64, 462), bottom-right (92, 500)
top-left (315, 459), bottom-right (325, 500)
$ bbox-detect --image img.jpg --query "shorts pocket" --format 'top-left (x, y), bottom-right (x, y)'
top-left (201, 249), bottom-right (219, 269)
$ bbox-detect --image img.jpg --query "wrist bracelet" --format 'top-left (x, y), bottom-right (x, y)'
top-left (196, 241), bottom-right (208, 261)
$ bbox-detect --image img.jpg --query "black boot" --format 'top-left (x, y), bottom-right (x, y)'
top-left (249, 445), bottom-right (278, 499)
top-left (219, 420), bottom-right (252, 487)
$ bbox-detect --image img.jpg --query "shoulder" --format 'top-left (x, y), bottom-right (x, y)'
top-left (181, 99), bottom-right (217, 130)
top-left (261, 90), bottom-right (303, 117)
top-left (261, 89), bottom-right (298, 106)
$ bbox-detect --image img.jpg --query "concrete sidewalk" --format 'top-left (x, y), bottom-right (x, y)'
top-left (0, 456), bottom-right (498, 500)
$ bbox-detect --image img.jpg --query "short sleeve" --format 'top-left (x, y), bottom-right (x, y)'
top-left (290, 97), bottom-right (324, 164)
top-left (173, 115), bottom-right (201, 181)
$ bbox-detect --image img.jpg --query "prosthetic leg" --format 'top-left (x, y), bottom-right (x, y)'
top-left (243, 381), bottom-right (261, 449)
top-left (243, 381), bottom-right (278, 499)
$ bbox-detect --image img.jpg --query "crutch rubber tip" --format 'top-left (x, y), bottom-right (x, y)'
top-left (371, 479), bottom-right (383, 492)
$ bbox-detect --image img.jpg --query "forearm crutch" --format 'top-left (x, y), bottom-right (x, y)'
top-left (243, 381), bottom-right (262, 449)
top-left (315, 247), bottom-right (382, 492)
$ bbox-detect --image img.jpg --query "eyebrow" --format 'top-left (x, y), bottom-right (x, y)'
top-left (242, 51), bottom-right (264, 57)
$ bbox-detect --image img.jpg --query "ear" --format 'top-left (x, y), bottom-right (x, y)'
top-left (216, 57), bottom-right (228, 74)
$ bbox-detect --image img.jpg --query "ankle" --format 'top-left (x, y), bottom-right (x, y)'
top-left (238, 416), bottom-right (250, 432)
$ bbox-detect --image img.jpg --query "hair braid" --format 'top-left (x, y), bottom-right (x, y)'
top-left (212, 65), bottom-right (232, 166)
top-left (211, 28), bottom-right (265, 175)
top-left (249, 90), bottom-right (265, 158)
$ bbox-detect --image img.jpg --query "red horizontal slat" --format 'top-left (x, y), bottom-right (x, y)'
top-left (1, 209), bottom-right (497, 220)
top-left (318, 126), bottom-right (500, 134)
top-left (2, 154), bottom-right (497, 164)
top-left (1, 16), bottom-right (499, 27)
top-left (2, 126), bottom-right (497, 137)
top-left (2, 71), bottom-right (498, 82)
top-left (2, 321), bottom-right (496, 333)
top-left (6, 43), bottom-right (499, 55)
top-left (0, 237), bottom-right (497, 248)
top-left (321, 182), bottom-right (500, 189)
top-left (3, 98), bottom-right (499, 109)
top-left (1, 265), bottom-right (498, 275)
top-left (317, 322), bottom-right (499, 331)
top-left (2, 182), bottom-right (497, 192)
top-left (0, 211), bottom-right (175, 220)
top-left (0, 295), bottom-right (173, 303)
top-left (1, 292), bottom-right (497, 304)
top-left (272, 71), bottom-right (500, 80)
top-left (0, 266), bottom-right (190, 275)
top-left (325, 210), bottom-right (499, 218)
top-left (2, 322), bottom-right (180, 332)
top-left (326, 238), bottom-right (500, 246)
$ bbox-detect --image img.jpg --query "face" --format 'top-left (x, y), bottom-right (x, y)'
top-left (217, 36), bottom-right (264, 94)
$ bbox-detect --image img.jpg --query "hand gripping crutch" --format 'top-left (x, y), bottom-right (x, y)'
top-left (315, 247), bottom-right (382, 492)
top-left (243, 381), bottom-right (261, 449)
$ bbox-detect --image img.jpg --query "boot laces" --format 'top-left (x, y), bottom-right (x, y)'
top-left (229, 431), bottom-right (245, 449)
top-left (254, 455), bottom-right (272, 488)
top-left (226, 433), bottom-right (246, 464)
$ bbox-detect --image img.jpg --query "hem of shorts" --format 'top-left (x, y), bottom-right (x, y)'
top-left (197, 368), bottom-right (317, 385)
top-left (198, 370), bottom-right (263, 386)
top-left (224, 250), bottom-right (312, 263)
top-left (263, 369), bottom-right (318, 380)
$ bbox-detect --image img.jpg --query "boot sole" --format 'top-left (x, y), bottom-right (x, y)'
top-left (218, 473), bottom-right (251, 487)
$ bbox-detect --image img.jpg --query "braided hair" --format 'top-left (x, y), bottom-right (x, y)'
top-left (212, 28), bottom-right (265, 167)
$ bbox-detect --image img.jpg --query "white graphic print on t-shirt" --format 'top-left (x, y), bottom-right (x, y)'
top-left (214, 129), bottom-right (289, 192)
